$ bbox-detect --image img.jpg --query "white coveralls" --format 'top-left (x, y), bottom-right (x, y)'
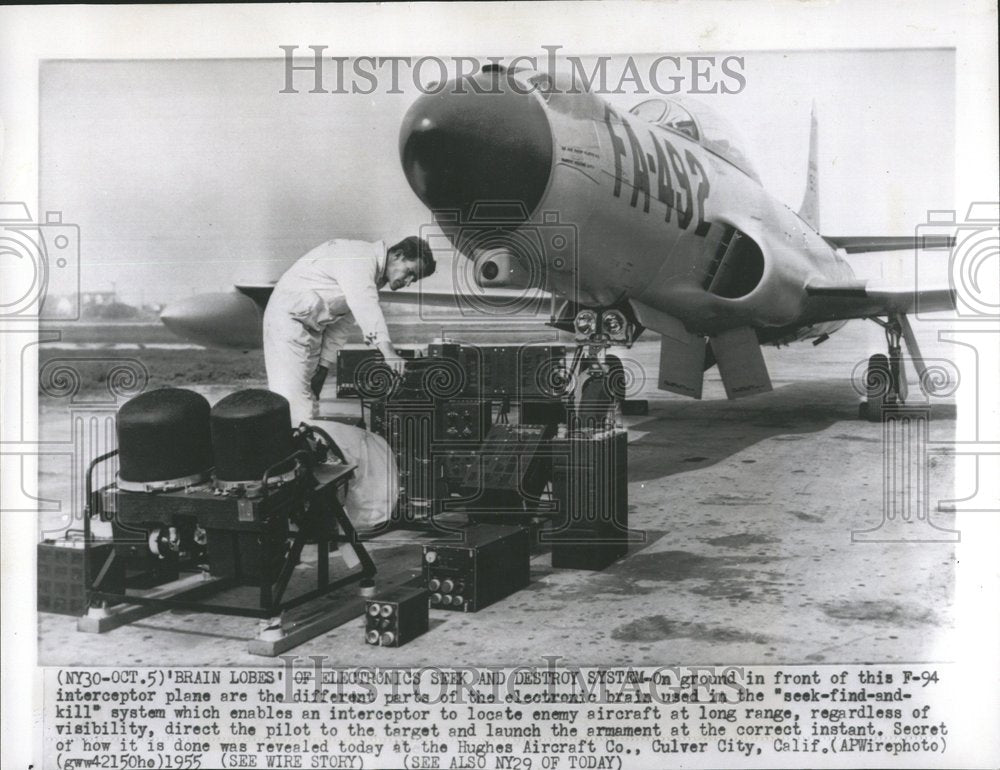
top-left (263, 239), bottom-right (397, 533)
top-left (264, 238), bottom-right (392, 425)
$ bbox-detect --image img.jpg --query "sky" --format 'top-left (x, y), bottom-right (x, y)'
top-left (38, 49), bottom-right (954, 306)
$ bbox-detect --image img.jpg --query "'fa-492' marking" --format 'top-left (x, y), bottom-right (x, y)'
top-left (604, 104), bottom-right (711, 237)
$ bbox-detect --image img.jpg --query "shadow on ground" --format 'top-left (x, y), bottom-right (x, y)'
top-left (628, 379), bottom-right (956, 482)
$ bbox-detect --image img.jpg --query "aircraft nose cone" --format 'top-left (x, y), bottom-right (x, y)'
top-left (399, 69), bottom-right (553, 222)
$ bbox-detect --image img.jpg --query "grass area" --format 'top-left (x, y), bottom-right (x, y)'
top-left (36, 321), bottom-right (573, 397)
top-left (41, 322), bottom-right (180, 344)
top-left (40, 320), bottom-right (572, 345)
top-left (39, 347), bottom-right (266, 396)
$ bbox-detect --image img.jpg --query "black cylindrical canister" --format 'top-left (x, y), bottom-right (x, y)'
top-left (210, 389), bottom-right (294, 483)
top-left (117, 388), bottom-right (213, 486)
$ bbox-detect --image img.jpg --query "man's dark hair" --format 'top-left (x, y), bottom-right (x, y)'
top-left (390, 236), bottom-right (436, 278)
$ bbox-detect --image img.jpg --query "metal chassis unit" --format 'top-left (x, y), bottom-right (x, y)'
top-left (79, 449), bottom-right (377, 655)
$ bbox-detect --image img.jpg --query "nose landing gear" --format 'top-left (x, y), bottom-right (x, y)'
top-left (560, 305), bottom-right (649, 417)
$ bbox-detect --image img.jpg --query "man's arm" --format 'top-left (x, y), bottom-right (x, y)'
top-left (312, 316), bottom-right (403, 397)
top-left (326, 252), bottom-right (406, 375)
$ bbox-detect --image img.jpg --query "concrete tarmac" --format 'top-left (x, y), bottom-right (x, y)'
top-left (39, 373), bottom-right (957, 667)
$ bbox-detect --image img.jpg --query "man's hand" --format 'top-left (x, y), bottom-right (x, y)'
top-left (310, 364), bottom-right (329, 399)
top-left (377, 341), bottom-right (406, 378)
top-left (383, 355), bottom-right (406, 377)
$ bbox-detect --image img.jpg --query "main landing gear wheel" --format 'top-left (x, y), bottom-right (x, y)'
top-left (859, 353), bottom-right (894, 421)
top-left (860, 315), bottom-right (911, 422)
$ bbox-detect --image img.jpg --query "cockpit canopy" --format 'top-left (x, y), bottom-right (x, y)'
top-left (629, 97), bottom-right (760, 183)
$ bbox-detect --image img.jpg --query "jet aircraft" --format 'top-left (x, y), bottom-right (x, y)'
top-left (162, 65), bottom-right (957, 411)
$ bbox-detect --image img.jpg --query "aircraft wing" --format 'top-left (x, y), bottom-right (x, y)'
top-left (822, 235), bottom-right (955, 253)
top-left (378, 289), bottom-right (475, 310)
top-left (235, 284), bottom-right (543, 311)
top-left (804, 280), bottom-right (957, 320)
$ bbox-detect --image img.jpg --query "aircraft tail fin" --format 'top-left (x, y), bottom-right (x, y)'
top-left (797, 102), bottom-right (820, 231)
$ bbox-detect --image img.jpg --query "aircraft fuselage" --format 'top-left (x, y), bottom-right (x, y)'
top-left (400, 68), bottom-right (854, 345)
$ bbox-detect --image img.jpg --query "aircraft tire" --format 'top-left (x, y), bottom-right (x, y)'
top-left (861, 353), bottom-right (892, 422)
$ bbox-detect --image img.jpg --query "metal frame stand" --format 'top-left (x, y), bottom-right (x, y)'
top-left (78, 453), bottom-right (376, 656)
